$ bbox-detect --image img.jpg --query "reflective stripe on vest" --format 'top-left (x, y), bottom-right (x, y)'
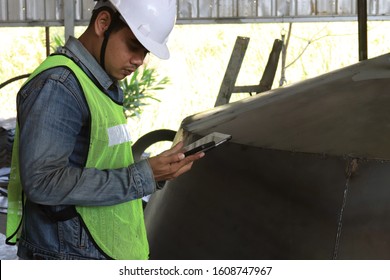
top-left (6, 55), bottom-right (149, 259)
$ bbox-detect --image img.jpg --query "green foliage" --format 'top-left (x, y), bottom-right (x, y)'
top-left (120, 66), bottom-right (170, 118)
top-left (50, 34), bottom-right (65, 53)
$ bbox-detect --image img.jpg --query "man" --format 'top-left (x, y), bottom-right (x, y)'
top-left (6, 0), bottom-right (204, 260)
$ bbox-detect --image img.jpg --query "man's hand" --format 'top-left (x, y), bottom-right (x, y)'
top-left (148, 141), bottom-right (204, 182)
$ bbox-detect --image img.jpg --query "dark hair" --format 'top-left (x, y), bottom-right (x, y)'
top-left (89, 6), bottom-right (128, 33)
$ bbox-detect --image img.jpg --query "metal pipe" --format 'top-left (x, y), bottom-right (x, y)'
top-left (45, 26), bottom-right (50, 57)
top-left (64, 0), bottom-right (75, 40)
top-left (357, 0), bottom-right (368, 61)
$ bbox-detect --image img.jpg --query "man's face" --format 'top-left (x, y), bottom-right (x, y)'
top-left (104, 27), bottom-right (149, 80)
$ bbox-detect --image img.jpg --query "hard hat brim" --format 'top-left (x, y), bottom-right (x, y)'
top-left (131, 29), bottom-right (170, 59)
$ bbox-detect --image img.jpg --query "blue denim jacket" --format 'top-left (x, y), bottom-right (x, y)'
top-left (16, 37), bottom-right (156, 259)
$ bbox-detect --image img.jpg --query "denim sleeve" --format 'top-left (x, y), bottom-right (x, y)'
top-left (18, 68), bottom-right (156, 206)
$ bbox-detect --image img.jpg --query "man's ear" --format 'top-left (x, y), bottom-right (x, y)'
top-left (94, 10), bottom-right (112, 37)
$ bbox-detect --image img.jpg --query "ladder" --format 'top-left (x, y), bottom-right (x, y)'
top-left (214, 36), bottom-right (283, 107)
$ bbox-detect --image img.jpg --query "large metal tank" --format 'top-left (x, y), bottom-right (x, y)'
top-left (144, 53), bottom-right (390, 260)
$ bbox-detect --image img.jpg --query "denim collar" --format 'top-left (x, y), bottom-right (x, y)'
top-left (57, 36), bottom-right (123, 103)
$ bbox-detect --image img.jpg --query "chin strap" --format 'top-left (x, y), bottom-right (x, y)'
top-left (100, 27), bottom-right (112, 71)
top-left (100, 11), bottom-right (121, 70)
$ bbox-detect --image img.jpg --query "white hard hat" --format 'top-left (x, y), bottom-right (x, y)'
top-left (94, 0), bottom-right (176, 59)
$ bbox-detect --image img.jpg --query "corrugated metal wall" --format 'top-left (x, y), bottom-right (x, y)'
top-left (178, 0), bottom-right (390, 21)
top-left (0, 0), bottom-right (389, 26)
top-left (0, 0), bottom-right (94, 26)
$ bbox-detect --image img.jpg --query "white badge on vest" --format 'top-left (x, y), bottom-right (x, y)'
top-left (107, 124), bottom-right (132, 147)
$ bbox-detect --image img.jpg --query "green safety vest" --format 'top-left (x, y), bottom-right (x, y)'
top-left (6, 55), bottom-right (149, 260)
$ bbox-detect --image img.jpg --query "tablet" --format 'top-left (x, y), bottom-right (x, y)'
top-left (183, 132), bottom-right (232, 157)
